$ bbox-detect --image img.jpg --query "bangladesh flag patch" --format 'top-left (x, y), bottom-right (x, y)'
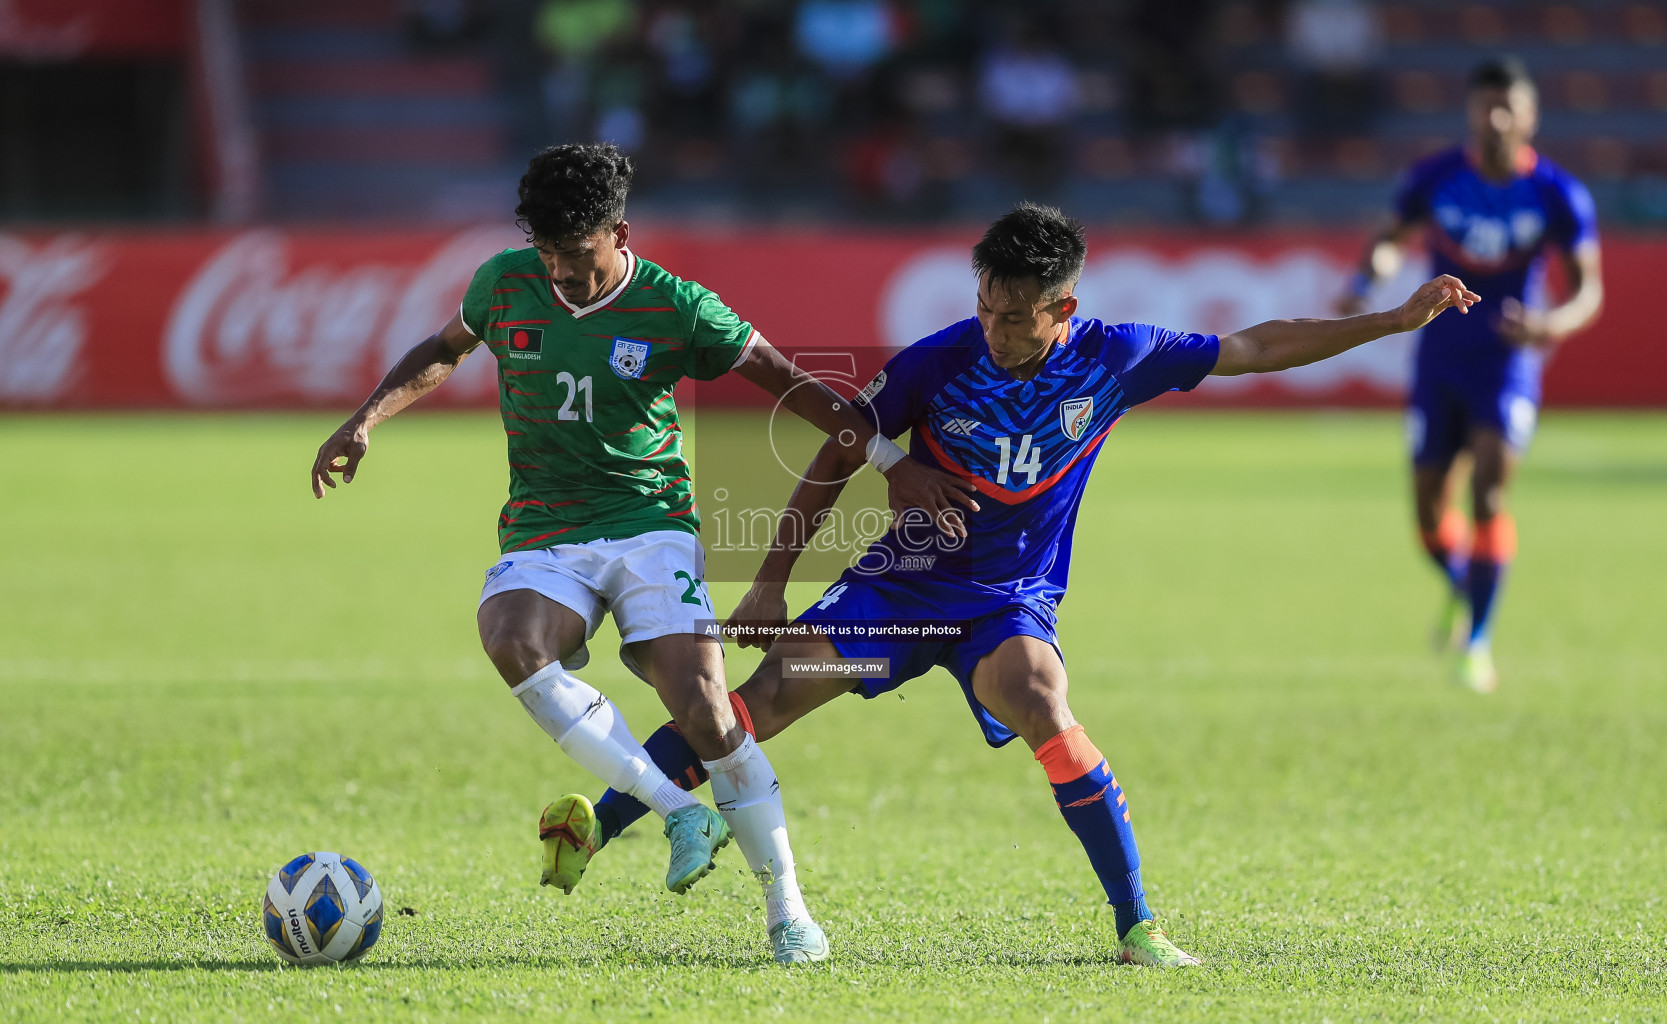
top-left (507, 328), bottom-right (544, 359)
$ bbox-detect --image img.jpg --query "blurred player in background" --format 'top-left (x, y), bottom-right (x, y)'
top-left (309, 143), bottom-right (973, 964)
top-left (1339, 57), bottom-right (1604, 692)
top-left (559, 203), bottom-right (1478, 967)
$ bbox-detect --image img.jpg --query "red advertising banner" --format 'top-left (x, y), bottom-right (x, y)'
top-left (0, 0), bottom-right (187, 59)
top-left (0, 225), bottom-right (1660, 410)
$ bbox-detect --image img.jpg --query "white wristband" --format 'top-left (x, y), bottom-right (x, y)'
top-left (865, 434), bottom-right (907, 473)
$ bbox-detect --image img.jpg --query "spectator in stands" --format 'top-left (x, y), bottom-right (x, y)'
top-left (977, 19), bottom-right (1079, 190)
top-left (402, 0), bottom-right (485, 48)
top-left (795, 0), bottom-right (901, 81)
top-left (534, 0), bottom-right (635, 146)
top-left (1124, 0), bottom-right (1218, 134)
top-left (645, 3), bottom-right (722, 143)
top-left (728, 46), bottom-right (837, 186)
top-left (1284, 0), bottom-right (1383, 137)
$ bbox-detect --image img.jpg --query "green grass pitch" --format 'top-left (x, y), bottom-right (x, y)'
top-left (1, 409), bottom-right (1664, 1022)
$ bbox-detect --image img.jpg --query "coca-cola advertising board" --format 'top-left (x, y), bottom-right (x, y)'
top-left (1, 226), bottom-right (1661, 410)
top-left (0, 0), bottom-right (186, 59)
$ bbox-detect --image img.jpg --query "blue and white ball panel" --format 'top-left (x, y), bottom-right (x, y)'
top-left (262, 851), bottom-right (384, 964)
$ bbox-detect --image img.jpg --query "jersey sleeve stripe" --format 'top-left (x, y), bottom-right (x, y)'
top-left (730, 329), bottom-right (762, 370)
top-left (458, 300), bottom-right (479, 337)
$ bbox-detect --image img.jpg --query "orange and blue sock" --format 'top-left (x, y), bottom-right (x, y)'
top-left (594, 692), bottom-right (753, 844)
top-left (1036, 725), bottom-right (1152, 939)
top-left (1419, 507), bottom-right (1470, 595)
top-left (1468, 514), bottom-right (1516, 645)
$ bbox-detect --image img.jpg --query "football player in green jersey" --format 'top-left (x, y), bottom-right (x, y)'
top-left (310, 143), bottom-right (975, 964)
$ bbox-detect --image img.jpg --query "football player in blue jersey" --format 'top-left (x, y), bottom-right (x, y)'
top-left (1338, 57), bottom-right (1604, 692)
top-left (555, 203), bottom-right (1476, 966)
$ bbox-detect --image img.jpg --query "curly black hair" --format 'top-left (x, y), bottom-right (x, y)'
top-left (970, 202), bottom-right (1087, 301)
top-left (515, 143), bottom-right (634, 243)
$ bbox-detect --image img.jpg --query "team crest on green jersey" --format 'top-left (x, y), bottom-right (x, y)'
top-left (610, 338), bottom-right (650, 379)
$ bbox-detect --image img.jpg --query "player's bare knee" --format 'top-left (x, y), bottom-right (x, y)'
top-left (675, 704), bottom-right (741, 761)
top-left (478, 623), bottom-right (549, 685)
top-left (1004, 670), bottom-right (1076, 747)
top-left (1010, 689), bottom-right (1075, 749)
top-left (661, 678), bottom-right (740, 759)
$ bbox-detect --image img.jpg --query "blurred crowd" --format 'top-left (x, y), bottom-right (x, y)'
top-left (388, 0), bottom-right (1667, 224)
top-left (455, 0), bottom-right (1263, 219)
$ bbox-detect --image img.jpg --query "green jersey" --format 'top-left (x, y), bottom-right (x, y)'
top-left (459, 247), bottom-right (757, 553)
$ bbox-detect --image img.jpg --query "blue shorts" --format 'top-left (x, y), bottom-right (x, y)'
top-left (795, 572), bottom-right (1062, 748)
top-left (1408, 352), bottom-right (1541, 466)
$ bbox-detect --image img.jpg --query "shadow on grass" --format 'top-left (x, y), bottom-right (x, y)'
top-left (0, 961), bottom-right (431, 974)
top-left (2, 950), bottom-right (1126, 974)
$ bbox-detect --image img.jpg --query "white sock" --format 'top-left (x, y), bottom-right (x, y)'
top-left (512, 663), bottom-right (696, 819)
top-left (643, 777), bottom-right (695, 819)
top-left (703, 734), bottom-right (809, 929)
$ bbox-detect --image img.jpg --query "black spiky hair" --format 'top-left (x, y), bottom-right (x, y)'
top-left (970, 202), bottom-right (1087, 301)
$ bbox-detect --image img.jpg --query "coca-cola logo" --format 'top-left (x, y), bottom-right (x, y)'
top-left (164, 227), bottom-right (520, 406)
top-left (0, 1), bottom-right (93, 59)
top-left (880, 246), bottom-right (1430, 395)
top-left (0, 234), bottom-right (105, 403)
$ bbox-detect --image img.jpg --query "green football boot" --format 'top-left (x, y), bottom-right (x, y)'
top-left (1118, 920), bottom-right (1201, 968)
top-left (769, 918), bottom-right (830, 965)
top-left (539, 794), bottom-right (600, 894)
top-left (1456, 643), bottom-right (1498, 694)
top-left (663, 804), bottom-right (731, 894)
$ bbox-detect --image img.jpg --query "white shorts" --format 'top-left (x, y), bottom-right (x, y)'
top-left (478, 530), bottom-right (717, 678)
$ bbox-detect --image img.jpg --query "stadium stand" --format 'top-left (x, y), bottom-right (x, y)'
top-left (240, 0), bottom-right (514, 220)
top-left (21, 0), bottom-right (1666, 225)
top-left (4, 1), bottom-right (1666, 409)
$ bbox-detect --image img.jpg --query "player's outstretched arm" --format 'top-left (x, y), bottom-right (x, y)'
top-left (1499, 242), bottom-right (1604, 349)
top-left (310, 313), bottom-right (479, 498)
top-left (1213, 275), bottom-right (1480, 377)
top-left (733, 338), bottom-right (978, 535)
top-left (727, 435), bottom-right (867, 649)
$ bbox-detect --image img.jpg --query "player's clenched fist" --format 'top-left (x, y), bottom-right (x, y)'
top-left (1396, 274), bottom-right (1481, 334)
top-left (311, 423), bottom-right (369, 498)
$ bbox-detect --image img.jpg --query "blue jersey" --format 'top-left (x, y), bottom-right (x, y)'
top-left (1395, 146), bottom-right (1597, 368)
top-left (849, 316), bottom-right (1218, 613)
